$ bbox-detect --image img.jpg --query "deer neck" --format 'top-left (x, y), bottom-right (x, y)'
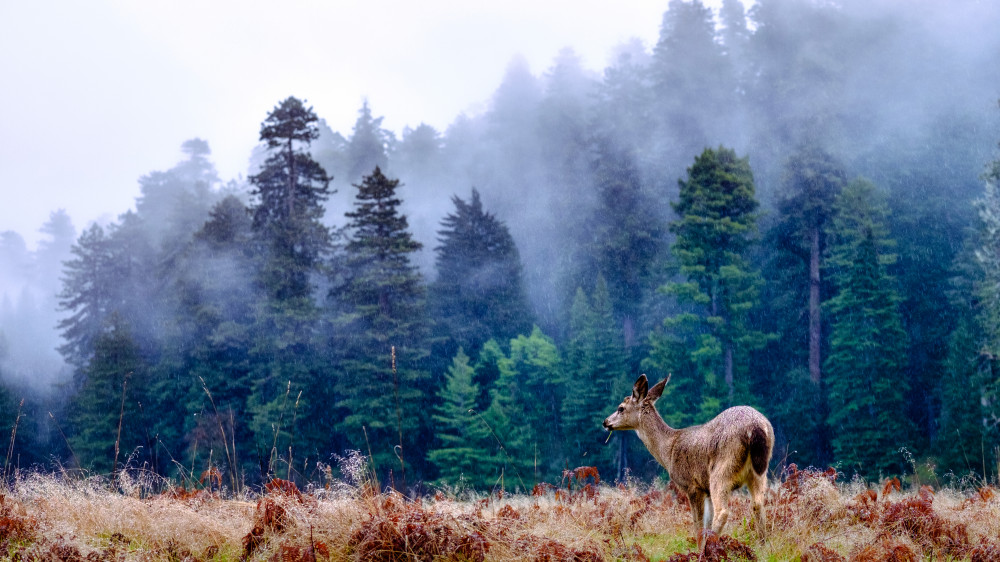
top-left (635, 407), bottom-right (679, 474)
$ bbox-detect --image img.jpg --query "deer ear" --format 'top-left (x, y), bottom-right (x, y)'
top-left (632, 374), bottom-right (649, 400)
top-left (647, 377), bottom-right (667, 402)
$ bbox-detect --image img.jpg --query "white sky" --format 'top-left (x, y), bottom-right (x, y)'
top-left (0, 0), bottom-right (710, 249)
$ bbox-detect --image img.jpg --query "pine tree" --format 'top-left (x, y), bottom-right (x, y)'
top-left (648, 147), bottom-right (767, 420)
top-left (967, 167), bottom-right (1000, 470)
top-left (170, 195), bottom-right (260, 477)
top-left (824, 181), bottom-right (912, 478)
top-left (57, 225), bottom-right (112, 370)
top-left (332, 166), bottom-right (430, 483)
top-left (753, 147), bottom-right (846, 466)
top-left (68, 315), bottom-right (149, 473)
top-left (650, 0), bottom-right (731, 171)
top-left (477, 339), bottom-right (533, 491)
top-left (249, 97), bottom-right (332, 305)
top-left (560, 276), bottom-right (628, 478)
top-left (584, 143), bottom-right (666, 345)
top-left (934, 315), bottom-right (992, 476)
top-left (246, 97), bottom-right (334, 469)
top-left (58, 214), bottom-right (158, 371)
top-left (395, 123), bottom-right (442, 183)
top-left (427, 348), bottom-right (494, 488)
top-left (431, 189), bottom-right (533, 359)
top-left (592, 40), bottom-right (653, 161)
top-left (347, 101), bottom-right (391, 182)
top-left (509, 327), bottom-right (564, 481)
top-left (825, 229), bottom-right (913, 478)
top-left (135, 138), bottom-right (219, 253)
top-left (35, 209), bottom-right (76, 298)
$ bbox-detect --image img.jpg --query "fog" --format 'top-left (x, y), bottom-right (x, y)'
top-left (1, 0), bottom-right (999, 480)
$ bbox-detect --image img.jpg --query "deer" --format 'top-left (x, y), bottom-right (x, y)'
top-left (603, 374), bottom-right (773, 546)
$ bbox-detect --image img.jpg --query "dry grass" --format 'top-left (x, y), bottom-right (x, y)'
top-left (0, 463), bottom-right (998, 561)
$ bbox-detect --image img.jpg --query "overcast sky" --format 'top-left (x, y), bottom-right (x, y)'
top-left (0, 0), bottom-right (699, 249)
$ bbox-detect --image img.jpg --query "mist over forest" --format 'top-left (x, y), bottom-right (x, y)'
top-left (2, 0), bottom-right (1000, 489)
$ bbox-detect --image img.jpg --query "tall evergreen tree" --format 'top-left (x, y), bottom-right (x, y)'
top-left (967, 167), bottom-right (1000, 469)
top-left (479, 328), bottom-right (563, 487)
top-left (135, 138), bottom-right (219, 253)
top-left (249, 97), bottom-right (332, 306)
top-left (169, 195), bottom-right (260, 478)
top-left (647, 147), bottom-right (767, 419)
top-left (395, 123), bottom-right (443, 184)
top-left (427, 348), bottom-right (494, 488)
top-left (346, 100), bottom-right (392, 182)
top-left (332, 166), bottom-right (430, 483)
top-left (560, 276), bottom-right (629, 479)
top-left (57, 224), bottom-right (111, 371)
top-left (825, 227), bottom-right (913, 479)
top-left (650, 0), bottom-right (731, 173)
top-left (934, 314), bottom-right (992, 476)
top-left (431, 189), bottom-right (533, 359)
top-left (58, 214), bottom-right (157, 371)
top-left (592, 40), bottom-right (654, 162)
top-left (35, 209), bottom-right (77, 298)
top-left (68, 315), bottom-right (149, 473)
top-left (584, 143), bottom-right (666, 346)
top-left (778, 146), bottom-right (846, 386)
top-left (752, 147), bottom-right (846, 466)
top-left (246, 96), bottom-right (334, 470)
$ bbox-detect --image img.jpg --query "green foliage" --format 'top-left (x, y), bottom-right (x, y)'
top-left (754, 146), bottom-right (847, 466)
top-left (333, 166), bottom-right (431, 483)
top-left (824, 186), bottom-right (914, 478)
top-left (430, 189), bottom-right (533, 359)
top-left (561, 277), bottom-right (629, 477)
top-left (245, 97), bottom-right (335, 471)
top-left (347, 101), bottom-right (391, 182)
top-left (934, 315), bottom-right (993, 476)
top-left (35, 11), bottom-right (1000, 487)
top-left (68, 316), bottom-right (149, 473)
top-left (478, 327), bottom-right (564, 487)
top-left (427, 349), bottom-right (494, 488)
top-left (650, 147), bottom-right (767, 420)
top-left (584, 143), bottom-right (667, 339)
top-left (249, 96), bottom-right (332, 306)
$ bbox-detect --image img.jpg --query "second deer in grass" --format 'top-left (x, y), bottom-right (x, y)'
top-left (603, 374), bottom-right (773, 544)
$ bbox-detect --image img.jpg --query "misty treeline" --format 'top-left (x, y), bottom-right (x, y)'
top-left (2, 0), bottom-right (1000, 489)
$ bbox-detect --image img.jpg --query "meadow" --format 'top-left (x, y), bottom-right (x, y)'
top-left (1, 461), bottom-right (999, 561)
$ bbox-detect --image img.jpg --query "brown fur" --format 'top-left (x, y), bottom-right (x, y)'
top-left (603, 374), bottom-right (774, 545)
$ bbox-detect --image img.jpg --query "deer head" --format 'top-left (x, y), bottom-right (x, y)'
top-left (603, 373), bottom-right (669, 431)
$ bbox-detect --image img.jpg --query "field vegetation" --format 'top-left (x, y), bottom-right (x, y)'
top-left (2, 462), bottom-right (999, 561)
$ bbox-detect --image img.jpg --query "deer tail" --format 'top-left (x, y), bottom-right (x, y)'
top-left (749, 425), bottom-right (770, 476)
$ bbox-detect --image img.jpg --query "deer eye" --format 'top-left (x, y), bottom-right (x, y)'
top-left (617, 406), bottom-right (624, 413)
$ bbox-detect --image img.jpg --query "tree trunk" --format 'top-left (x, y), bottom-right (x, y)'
top-left (286, 138), bottom-right (295, 219)
top-left (809, 227), bottom-right (822, 384)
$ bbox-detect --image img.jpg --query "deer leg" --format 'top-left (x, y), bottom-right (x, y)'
top-left (747, 471), bottom-right (767, 539)
top-left (688, 490), bottom-right (706, 545)
top-left (708, 480), bottom-right (731, 535)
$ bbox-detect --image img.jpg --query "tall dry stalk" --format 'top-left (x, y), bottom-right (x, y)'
top-left (392, 346), bottom-right (405, 490)
top-left (112, 372), bottom-right (132, 477)
top-left (4, 398), bottom-right (24, 479)
top-left (48, 411), bottom-right (80, 471)
top-left (468, 408), bottom-right (527, 492)
top-left (268, 381), bottom-right (292, 476)
top-left (287, 390), bottom-right (302, 481)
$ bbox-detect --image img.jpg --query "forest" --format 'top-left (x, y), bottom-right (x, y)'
top-left (1, 0), bottom-right (1000, 492)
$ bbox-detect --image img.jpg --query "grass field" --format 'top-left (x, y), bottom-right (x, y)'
top-left (1, 463), bottom-right (999, 561)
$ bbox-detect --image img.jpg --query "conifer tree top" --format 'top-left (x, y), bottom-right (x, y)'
top-left (259, 96), bottom-right (320, 148)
